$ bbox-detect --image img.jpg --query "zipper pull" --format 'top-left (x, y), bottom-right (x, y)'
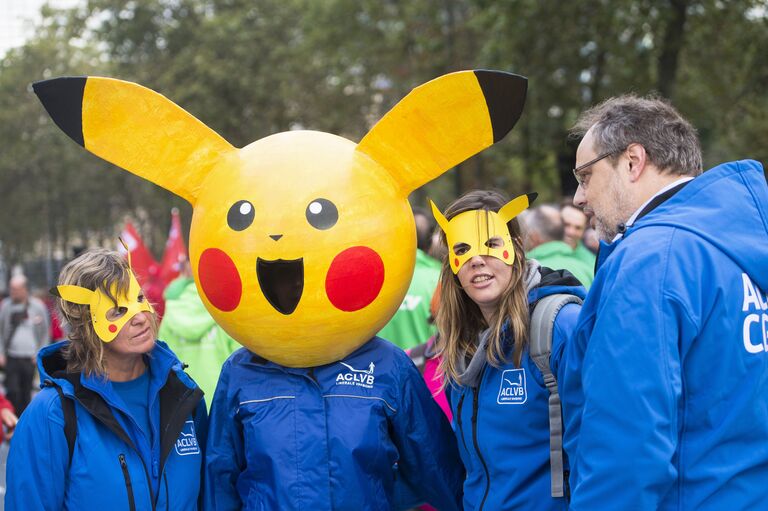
top-left (119, 453), bottom-right (127, 468)
top-left (152, 457), bottom-right (159, 477)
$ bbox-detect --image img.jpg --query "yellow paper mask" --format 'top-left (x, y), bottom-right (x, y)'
top-left (33, 70), bottom-right (527, 367)
top-left (431, 193), bottom-right (537, 273)
top-left (53, 268), bottom-right (154, 343)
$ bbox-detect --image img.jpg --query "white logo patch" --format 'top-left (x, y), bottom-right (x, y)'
top-left (175, 420), bottom-right (200, 456)
top-left (335, 361), bottom-right (375, 389)
top-left (497, 368), bottom-right (527, 405)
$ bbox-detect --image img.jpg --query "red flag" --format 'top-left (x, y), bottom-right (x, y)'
top-left (119, 221), bottom-right (159, 286)
top-left (159, 208), bottom-right (188, 286)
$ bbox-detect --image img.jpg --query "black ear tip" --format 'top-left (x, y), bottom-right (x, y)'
top-left (32, 76), bottom-right (87, 147)
top-left (527, 192), bottom-right (538, 205)
top-left (473, 70), bottom-right (528, 144)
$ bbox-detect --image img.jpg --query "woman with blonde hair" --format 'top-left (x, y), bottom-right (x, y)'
top-left (432, 189), bottom-right (585, 511)
top-left (6, 248), bottom-right (207, 510)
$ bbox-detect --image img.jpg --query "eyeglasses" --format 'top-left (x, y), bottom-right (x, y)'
top-left (572, 149), bottom-right (620, 188)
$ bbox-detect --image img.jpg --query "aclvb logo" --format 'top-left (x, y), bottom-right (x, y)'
top-left (335, 361), bottom-right (376, 389)
top-left (175, 420), bottom-right (200, 456)
top-left (497, 368), bottom-right (527, 405)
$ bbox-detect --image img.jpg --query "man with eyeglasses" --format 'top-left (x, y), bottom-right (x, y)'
top-left (559, 94), bottom-right (768, 510)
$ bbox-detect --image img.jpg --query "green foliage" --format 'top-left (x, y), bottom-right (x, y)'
top-left (0, 0), bottom-right (766, 270)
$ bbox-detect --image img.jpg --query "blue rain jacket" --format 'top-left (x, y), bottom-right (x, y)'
top-left (562, 160), bottom-right (768, 510)
top-left (449, 272), bottom-right (585, 511)
top-left (204, 337), bottom-right (464, 511)
top-left (6, 340), bottom-right (207, 510)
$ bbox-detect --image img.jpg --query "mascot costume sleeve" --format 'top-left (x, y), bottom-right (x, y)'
top-left (34, 69), bottom-right (527, 511)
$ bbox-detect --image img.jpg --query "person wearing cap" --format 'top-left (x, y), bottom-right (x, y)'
top-left (6, 248), bottom-right (207, 510)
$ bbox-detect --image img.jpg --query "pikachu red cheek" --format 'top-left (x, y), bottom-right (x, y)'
top-left (198, 248), bottom-right (242, 312)
top-left (325, 246), bottom-right (385, 312)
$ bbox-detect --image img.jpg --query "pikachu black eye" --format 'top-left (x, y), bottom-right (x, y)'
top-left (305, 198), bottom-right (338, 230)
top-left (227, 200), bottom-right (255, 231)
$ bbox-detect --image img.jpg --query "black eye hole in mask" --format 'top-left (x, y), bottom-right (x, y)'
top-left (484, 236), bottom-right (504, 249)
top-left (453, 242), bottom-right (471, 256)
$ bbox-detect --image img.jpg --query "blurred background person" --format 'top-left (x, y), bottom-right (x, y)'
top-left (158, 258), bottom-right (238, 406)
top-left (582, 227), bottom-right (600, 255)
top-left (524, 204), bottom-right (594, 289)
top-left (561, 201), bottom-right (597, 269)
top-left (0, 275), bottom-right (49, 415)
top-left (378, 206), bottom-right (442, 350)
top-left (34, 289), bottom-right (67, 344)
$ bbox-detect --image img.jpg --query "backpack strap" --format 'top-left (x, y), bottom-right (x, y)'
top-left (529, 293), bottom-right (583, 498)
top-left (49, 382), bottom-right (77, 465)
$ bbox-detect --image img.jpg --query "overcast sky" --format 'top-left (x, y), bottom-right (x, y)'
top-left (0, 0), bottom-right (82, 56)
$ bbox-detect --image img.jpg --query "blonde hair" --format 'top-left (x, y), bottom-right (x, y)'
top-left (56, 248), bottom-right (157, 377)
top-left (435, 190), bottom-right (530, 388)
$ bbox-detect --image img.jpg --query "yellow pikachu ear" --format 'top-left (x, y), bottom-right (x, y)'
top-left (498, 192), bottom-right (538, 223)
top-left (32, 76), bottom-right (236, 205)
top-left (357, 70), bottom-right (527, 194)
top-left (52, 285), bottom-right (95, 305)
top-left (429, 200), bottom-right (450, 233)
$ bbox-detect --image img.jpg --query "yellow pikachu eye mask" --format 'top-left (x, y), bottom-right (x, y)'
top-left (33, 70), bottom-right (528, 367)
top-left (52, 269), bottom-right (154, 342)
top-left (431, 193), bottom-right (537, 274)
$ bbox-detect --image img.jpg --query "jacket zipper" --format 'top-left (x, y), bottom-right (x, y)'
top-left (122, 444), bottom-right (156, 511)
top-left (119, 454), bottom-right (137, 511)
top-left (472, 378), bottom-right (491, 511)
top-left (456, 393), bottom-right (470, 455)
top-left (164, 472), bottom-right (170, 507)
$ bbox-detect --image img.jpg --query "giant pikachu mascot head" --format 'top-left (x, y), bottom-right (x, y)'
top-left (34, 70), bottom-right (527, 367)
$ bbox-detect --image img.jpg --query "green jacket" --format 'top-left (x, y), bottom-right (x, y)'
top-left (378, 249), bottom-right (441, 350)
top-left (573, 241), bottom-right (597, 271)
top-left (158, 277), bottom-right (238, 407)
top-left (527, 241), bottom-right (594, 289)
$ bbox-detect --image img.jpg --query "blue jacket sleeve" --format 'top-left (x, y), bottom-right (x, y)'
top-left (390, 354), bottom-right (464, 511)
top-left (203, 359), bottom-right (245, 511)
top-left (569, 234), bottom-right (687, 510)
top-left (5, 389), bottom-right (69, 510)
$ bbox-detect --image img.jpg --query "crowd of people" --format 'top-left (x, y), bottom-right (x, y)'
top-left (1, 75), bottom-right (766, 511)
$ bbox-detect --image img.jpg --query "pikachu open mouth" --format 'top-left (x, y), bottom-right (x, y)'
top-left (256, 258), bottom-right (304, 315)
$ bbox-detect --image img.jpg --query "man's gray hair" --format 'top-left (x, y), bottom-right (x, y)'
top-left (571, 94), bottom-right (703, 177)
top-left (527, 205), bottom-right (564, 243)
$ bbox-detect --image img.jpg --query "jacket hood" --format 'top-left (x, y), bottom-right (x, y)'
top-left (631, 160), bottom-right (768, 290)
top-left (37, 339), bottom-right (189, 396)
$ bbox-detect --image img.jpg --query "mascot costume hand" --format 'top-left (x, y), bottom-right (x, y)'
top-left (33, 70), bottom-right (526, 367)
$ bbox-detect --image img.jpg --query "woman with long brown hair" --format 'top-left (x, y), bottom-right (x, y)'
top-left (432, 189), bottom-right (586, 511)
